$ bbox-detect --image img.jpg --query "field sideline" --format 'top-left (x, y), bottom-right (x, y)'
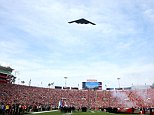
top-left (26, 110), bottom-right (141, 115)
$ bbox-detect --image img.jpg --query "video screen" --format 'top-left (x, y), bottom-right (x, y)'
top-left (82, 82), bottom-right (102, 90)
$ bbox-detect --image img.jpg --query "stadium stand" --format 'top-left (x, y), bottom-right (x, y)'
top-left (0, 83), bottom-right (154, 114)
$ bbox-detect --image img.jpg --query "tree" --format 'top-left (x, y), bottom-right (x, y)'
top-left (51, 82), bottom-right (54, 87)
top-left (48, 82), bottom-right (54, 88)
top-left (48, 83), bottom-right (51, 88)
top-left (21, 81), bottom-right (25, 84)
top-left (150, 83), bottom-right (154, 89)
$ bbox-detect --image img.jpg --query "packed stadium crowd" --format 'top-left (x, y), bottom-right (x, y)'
top-left (0, 83), bottom-right (154, 114)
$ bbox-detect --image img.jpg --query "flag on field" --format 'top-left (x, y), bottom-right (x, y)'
top-left (58, 100), bottom-right (63, 108)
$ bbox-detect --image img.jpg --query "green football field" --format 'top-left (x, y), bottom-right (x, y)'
top-left (26, 110), bottom-right (140, 115)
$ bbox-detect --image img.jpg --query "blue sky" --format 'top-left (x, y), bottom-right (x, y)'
top-left (0, 0), bottom-right (154, 89)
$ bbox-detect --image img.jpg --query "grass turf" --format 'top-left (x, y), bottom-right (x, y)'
top-left (26, 111), bottom-right (140, 115)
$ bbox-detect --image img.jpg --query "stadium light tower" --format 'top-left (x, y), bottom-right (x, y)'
top-left (64, 76), bottom-right (68, 87)
top-left (117, 77), bottom-right (120, 88)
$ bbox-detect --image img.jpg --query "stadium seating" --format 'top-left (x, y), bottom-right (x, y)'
top-left (0, 83), bottom-right (154, 114)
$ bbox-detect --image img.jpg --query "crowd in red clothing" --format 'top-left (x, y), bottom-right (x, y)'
top-left (0, 83), bottom-right (154, 114)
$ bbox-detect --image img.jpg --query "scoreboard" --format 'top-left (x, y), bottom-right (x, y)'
top-left (82, 82), bottom-right (102, 90)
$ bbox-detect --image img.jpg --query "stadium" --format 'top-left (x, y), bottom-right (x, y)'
top-left (1, 0), bottom-right (154, 115)
top-left (0, 65), bottom-right (154, 115)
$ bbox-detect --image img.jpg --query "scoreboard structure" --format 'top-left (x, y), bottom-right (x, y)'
top-left (0, 65), bottom-right (15, 83)
top-left (82, 79), bottom-right (102, 90)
